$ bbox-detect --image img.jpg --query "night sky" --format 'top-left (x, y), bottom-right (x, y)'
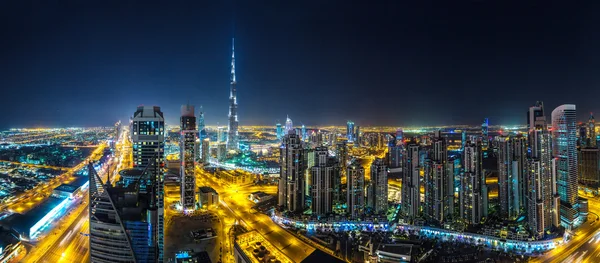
top-left (1, 1), bottom-right (600, 129)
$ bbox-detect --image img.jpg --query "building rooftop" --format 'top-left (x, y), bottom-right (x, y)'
top-left (54, 184), bottom-right (78, 193)
top-left (5, 197), bottom-right (67, 234)
top-left (199, 186), bottom-right (217, 194)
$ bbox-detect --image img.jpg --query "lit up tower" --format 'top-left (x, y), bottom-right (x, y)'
top-left (302, 124), bottom-right (307, 142)
top-left (527, 101), bottom-right (557, 230)
top-left (423, 131), bottom-right (453, 224)
top-left (496, 136), bottom-right (526, 220)
top-left (180, 104), bottom-right (197, 211)
top-left (131, 106), bottom-right (164, 261)
top-left (551, 104), bottom-right (582, 230)
top-left (588, 112), bottom-right (596, 147)
top-left (460, 142), bottom-right (487, 225)
top-left (311, 147), bottom-right (340, 216)
top-left (278, 130), bottom-right (306, 213)
top-left (226, 38), bottom-right (239, 151)
top-left (276, 123), bottom-right (283, 140)
top-left (198, 106), bottom-right (206, 140)
top-left (347, 121), bottom-right (355, 142)
top-left (402, 143), bottom-right (421, 219)
top-left (481, 118), bottom-right (489, 150)
top-left (347, 159), bottom-right (365, 218)
top-left (285, 115), bottom-right (293, 135)
top-left (368, 158), bottom-right (388, 215)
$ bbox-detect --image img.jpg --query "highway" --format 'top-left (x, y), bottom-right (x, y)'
top-left (21, 128), bottom-right (129, 263)
top-left (195, 167), bottom-right (316, 262)
top-left (531, 193), bottom-right (600, 263)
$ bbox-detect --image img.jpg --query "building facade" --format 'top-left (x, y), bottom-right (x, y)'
top-left (347, 160), bottom-right (365, 218)
top-left (226, 38), bottom-right (239, 151)
top-left (180, 104), bottom-right (197, 211)
top-left (278, 131), bottom-right (306, 213)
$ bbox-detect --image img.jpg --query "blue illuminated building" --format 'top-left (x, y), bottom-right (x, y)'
top-left (5, 196), bottom-right (70, 240)
top-left (346, 121), bottom-right (355, 142)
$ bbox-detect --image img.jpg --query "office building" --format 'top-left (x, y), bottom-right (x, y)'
top-left (551, 104), bottom-right (581, 230)
top-left (180, 104), bottom-right (197, 211)
top-left (579, 147), bottom-right (600, 190)
top-left (368, 158), bottom-right (388, 215)
top-left (201, 138), bottom-right (210, 163)
top-left (311, 147), bottom-right (340, 216)
top-left (588, 113), bottom-right (596, 147)
top-left (527, 101), bottom-right (558, 230)
top-left (336, 141), bottom-right (348, 177)
top-left (198, 186), bottom-right (219, 208)
top-left (496, 135), bottom-right (526, 220)
top-left (388, 139), bottom-right (402, 173)
top-left (285, 115), bottom-right (293, 135)
top-left (278, 131), bottom-right (306, 213)
top-left (89, 164), bottom-right (158, 262)
top-left (217, 127), bottom-right (226, 143)
top-left (347, 121), bottom-right (355, 143)
top-left (131, 105), bottom-right (165, 260)
top-left (276, 123), bottom-right (283, 140)
top-left (301, 124), bottom-right (307, 142)
top-left (527, 159), bottom-right (545, 238)
top-left (347, 160), bottom-right (365, 218)
top-left (424, 131), bottom-right (453, 224)
top-left (481, 118), bottom-right (489, 150)
top-left (460, 142), bottom-right (487, 225)
top-left (402, 143), bottom-right (420, 219)
top-left (226, 38), bottom-right (239, 151)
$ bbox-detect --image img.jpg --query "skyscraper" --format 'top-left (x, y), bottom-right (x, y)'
top-left (527, 101), bottom-right (557, 230)
top-left (311, 147), bottom-right (340, 216)
top-left (278, 130), bottom-right (306, 213)
top-left (402, 143), bottom-right (420, 219)
top-left (423, 131), bottom-right (453, 224)
top-left (588, 112), bottom-right (596, 147)
top-left (301, 124), bottom-right (307, 142)
top-left (180, 104), bottom-right (197, 211)
top-left (579, 148), bottom-right (600, 189)
top-left (89, 163), bottom-right (159, 262)
top-left (201, 138), bottom-right (210, 163)
top-left (368, 158), bottom-right (388, 215)
top-left (226, 38), bottom-right (239, 151)
top-left (496, 136), bottom-right (526, 220)
top-left (335, 141), bottom-right (348, 177)
top-left (347, 159), bottom-right (365, 218)
top-left (355, 125), bottom-right (361, 146)
top-left (481, 118), bottom-right (489, 150)
top-left (527, 159), bottom-right (544, 238)
top-left (276, 123), bottom-right (283, 140)
top-left (460, 142), bottom-right (486, 225)
top-left (551, 104), bottom-right (581, 229)
top-left (131, 106), bottom-right (165, 261)
top-left (285, 115), bottom-right (293, 135)
top-left (198, 106), bottom-right (206, 140)
top-left (217, 126), bottom-right (226, 142)
top-left (347, 121), bottom-right (355, 143)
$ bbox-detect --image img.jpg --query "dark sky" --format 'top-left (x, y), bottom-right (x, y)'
top-left (1, 1), bottom-right (600, 128)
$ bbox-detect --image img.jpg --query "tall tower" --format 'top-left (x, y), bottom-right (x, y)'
top-left (461, 142), bottom-right (486, 225)
top-left (368, 158), bottom-right (388, 215)
top-left (276, 123), bottom-right (283, 140)
top-left (226, 38), bottom-right (239, 151)
top-left (285, 115), bottom-right (293, 135)
top-left (347, 121), bottom-right (355, 143)
top-left (402, 143), bottom-right (421, 219)
top-left (588, 112), bottom-right (596, 147)
top-left (347, 159), bottom-right (365, 218)
top-left (180, 104), bottom-right (197, 211)
top-left (310, 147), bottom-right (340, 216)
top-left (551, 104), bottom-right (580, 230)
top-left (278, 130), bottom-right (306, 212)
top-left (481, 118), bottom-right (489, 150)
top-left (131, 106), bottom-right (165, 261)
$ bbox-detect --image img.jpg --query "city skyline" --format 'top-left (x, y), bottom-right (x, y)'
top-left (2, 1), bottom-right (600, 129)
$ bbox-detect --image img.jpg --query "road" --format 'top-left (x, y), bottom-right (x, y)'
top-left (21, 127), bottom-right (129, 263)
top-left (532, 193), bottom-right (600, 263)
top-left (196, 167), bottom-right (316, 262)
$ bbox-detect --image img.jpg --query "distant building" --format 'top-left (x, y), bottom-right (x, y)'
top-left (278, 131), bottom-right (306, 213)
top-left (285, 115), bottom-right (294, 135)
top-left (355, 125), bottom-right (361, 146)
top-left (346, 121), bottom-right (355, 143)
top-left (276, 123), bottom-right (283, 140)
top-left (310, 147), bottom-right (340, 216)
top-left (180, 104), bottom-right (198, 211)
top-left (481, 118), bottom-right (489, 150)
top-left (201, 138), bottom-right (210, 163)
top-left (579, 147), bottom-right (600, 190)
top-left (588, 112), bottom-right (596, 147)
top-left (217, 142), bottom-right (227, 161)
top-left (197, 187), bottom-right (219, 208)
top-left (496, 135), bottom-right (527, 220)
top-left (347, 160), bottom-right (365, 218)
top-left (52, 176), bottom-right (88, 199)
top-left (226, 38), bottom-right (239, 151)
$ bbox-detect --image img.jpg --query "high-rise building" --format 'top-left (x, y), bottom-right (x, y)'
top-left (423, 131), bottom-right (453, 224)
top-left (551, 104), bottom-right (581, 230)
top-left (527, 159), bottom-right (545, 238)
top-left (496, 135), bottom-right (526, 220)
top-left (588, 112), bottom-right (596, 147)
top-left (402, 143), bottom-right (420, 219)
top-left (481, 118), bottom-right (489, 150)
top-left (347, 160), bottom-right (365, 218)
top-left (276, 123), bottom-right (283, 140)
top-left (347, 121), bottom-right (355, 143)
top-left (461, 130), bottom-right (467, 151)
top-left (285, 115), bottom-right (293, 135)
top-left (527, 101), bottom-right (558, 230)
top-left (198, 106), bottom-right (206, 140)
top-left (368, 158), bottom-right (388, 215)
top-left (310, 147), bottom-right (340, 216)
top-left (301, 124), bottom-right (307, 142)
top-left (460, 142), bottom-right (486, 225)
top-left (226, 38), bottom-right (239, 151)
top-left (388, 139), bottom-right (402, 172)
top-left (579, 148), bottom-right (600, 190)
top-left (89, 164), bottom-right (157, 262)
top-left (180, 104), bottom-right (197, 211)
top-left (336, 141), bottom-right (348, 177)
top-left (217, 126), bottom-right (226, 142)
top-left (278, 130), bottom-right (306, 213)
top-left (355, 125), bottom-right (361, 146)
top-left (201, 138), bottom-right (210, 163)
top-left (131, 106), bottom-right (165, 261)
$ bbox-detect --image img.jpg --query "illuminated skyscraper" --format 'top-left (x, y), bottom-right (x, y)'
top-left (278, 130), bottom-right (306, 212)
top-left (527, 159), bottom-right (544, 238)
top-left (131, 106), bottom-right (164, 261)
top-left (301, 124), bottom-right (307, 141)
top-left (552, 104), bottom-right (583, 229)
top-left (276, 123), bottom-right (283, 140)
top-left (588, 112), bottom-right (596, 147)
top-left (347, 121), bottom-right (355, 142)
top-left (527, 101), bottom-right (557, 230)
top-left (285, 115), bottom-right (293, 135)
top-left (201, 138), bottom-right (210, 163)
top-left (310, 147), bottom-right (340, 216)
top-left (460, 142), bottom-right (486, 225)
top-left (217, 126), bottom-right (226, 142)
top-left (226, 38), bottom-right (239, 151)
top-left (402, 143), bottom-right (420, 219)
top-left (198, 106), bottom-right (206, 140)
top-left (180, 104), bottom-right (197, 211)
top-left (423, 131), bottom-right (453, 224)
top-left (461, 130), bottom-right (467, 151)
top-left (369, 158), bottom-right (388, 215)
top-left (481, 118), bottom-right (489, 150)
top-left (496, 136), bottom-right (526, 220)
top-left (347, 159), bottom-right (365, 218)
